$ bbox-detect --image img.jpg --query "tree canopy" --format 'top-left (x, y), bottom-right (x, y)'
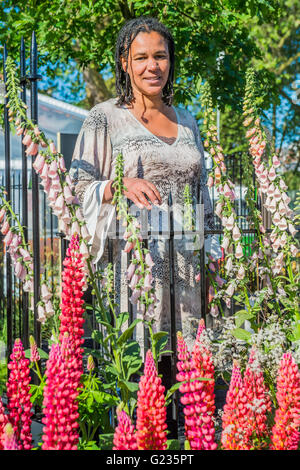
top-left (0, 0), bottom-right (282, 108)
top-left (0, 0), bottom-right (299, 171)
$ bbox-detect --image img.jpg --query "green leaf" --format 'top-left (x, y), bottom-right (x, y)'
top-left (103, 332), bottom-right (116, 345)
top-left (123, 340), bottom-right (141, 357)
top-left (122, 340), bottom-right (142, 379)
top-left (105, 364), bottom-right (120, 378)
top-left (231, 328), bottom-right (252, 342)
top-left (165, 376), bottom-right (212, 402)
top-left (99, 433), bottom-right (114, 450)
top-left (78, 440), bottom-right (100, 451)
top-left (234, 310), bottom-right (254, 328)
top-left (118, 378), bottom-right (139, 393)
top-left (126, 361), bottom-right (142, 381)
top-left (117, 319), bottom-right (142, 346)
top-left (86, 394), bottom-right (94, 409)
top-left (91, 330), bottom-right (103, 344)
top-left (97, 319), bottom-right (113, 329)
top-left (116, 311), bottom-right (129, 330)
top-left (159, 350), bottom-right (173, 357)
top-left (91, 391), bottom-right (118, 406)
top-left (24, 348), bottom-right (49, 360)
top-left (184, 440), bottom-right (191, 450)
top-left (152, 331), bottom-right (168, 341)
top-left (167, 439), bottom-right (180, 450)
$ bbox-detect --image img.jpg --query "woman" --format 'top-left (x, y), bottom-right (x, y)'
top-left (70, 16), bottom-right (221, 360)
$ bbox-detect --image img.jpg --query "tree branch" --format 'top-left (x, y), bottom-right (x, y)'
top-left (118, 0), bottom-right (135, 19)
top-left (276, 51), bottom-right (300, 75)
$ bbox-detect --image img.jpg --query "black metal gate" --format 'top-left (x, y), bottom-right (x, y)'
top-left (1, 34), bottom-right (257, 368)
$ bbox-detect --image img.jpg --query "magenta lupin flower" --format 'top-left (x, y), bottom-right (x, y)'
top-left (193, 318), bottom-right (206, 353)
top-left (87, 355), bottom-right (95, 372)
top-left (177, 326), bottom-right (217, 451)
top-left (242, 346), bottom-right (272, 449)
top-left (113, 409), bottom-right (138, 450)
top-left (176, 332), bottom-right (201, 450)
top-left (136, 350), bottom-right (168, 450)
top-left (29, 336), bottom-right (40, 363)
top-left (192, 324), bottom-right (217, 450)
top-left (59, 233), bottom-right (86, 383)
top-left (221, 361), bottom-right (251, 450)
top-left (271, 352), bottom-right (300, 450)
top-left (6, 339), bottom-right (32, 450)
top-left (41, 335), bottom-right (80, 450)
top-left (0, 397), bottom-right (9, 451)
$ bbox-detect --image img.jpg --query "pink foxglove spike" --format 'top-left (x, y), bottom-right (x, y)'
top-left (33, 153), bottom-right (45, 173)
top-left (25, 142), bottom-right (38, 156)
top-left (22, 133), bottom-right (32, 146)
top-left (63, 185), bottom-right (75, 204)
top-left (48, 159), bottom-right (58, 178)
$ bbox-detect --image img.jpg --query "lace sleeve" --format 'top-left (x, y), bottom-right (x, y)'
top-left (69, 105), bottom-right (115, 262)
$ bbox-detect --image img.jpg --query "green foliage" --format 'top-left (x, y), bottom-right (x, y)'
top-left (78, 373), bottom-right (118, 441)
top-left (98, 433), bottom-right (114, 450)
top-left (167, 439), bottom-right (180, 450)
top-left (0, 0), bottom-right (281, 109)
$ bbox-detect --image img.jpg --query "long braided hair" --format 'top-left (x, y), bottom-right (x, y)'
top-left (115, 16), bottom-right (175, 107)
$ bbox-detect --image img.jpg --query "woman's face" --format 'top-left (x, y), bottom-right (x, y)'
top-left (121, 30), bottom-right (170, 100)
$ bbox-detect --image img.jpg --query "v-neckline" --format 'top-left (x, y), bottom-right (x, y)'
top-left (122, 104), bottom-right (180, 147)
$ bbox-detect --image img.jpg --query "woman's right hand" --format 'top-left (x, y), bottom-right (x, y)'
top-left (122, 177), bottom-right (162, 210)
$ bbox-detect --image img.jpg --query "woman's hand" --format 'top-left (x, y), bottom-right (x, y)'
top-left (122, 177), bottom-right (162, 210)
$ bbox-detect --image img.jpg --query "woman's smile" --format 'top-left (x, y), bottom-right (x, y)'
top-left (143, 76), bottom-right (161, 83)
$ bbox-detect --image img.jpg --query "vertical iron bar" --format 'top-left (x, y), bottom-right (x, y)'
top-left (199, 189), bottom-right (206, 320)
top-left (12, 171), bottom-right (16, 340)
top-left (108, 229), bottom-right (114, 327)
top-left (141, 208), bottom-right (149, 351)
top-left (108, 228), bottom-right (115, 429)
top-left (3, 44), bottom-right (13, 360)
top-left (50, 208), bottom-right (54, 293)
top-left (43, 189), bottom-right (46, 269)
top-left (168, 191), bottom-right (178, 433)
top-left (29, 32), bottom-right (41, 348)
top-left (18, 172), bottom-right (22, 338)
top-left (126, 199), bottom-right (133, 325)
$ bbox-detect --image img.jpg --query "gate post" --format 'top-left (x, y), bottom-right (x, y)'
top-left (3, 44), bottom-right (13, 360)
top-left (28, 31), bottom-right (42, 348)
top-left (20, 36), bottom-right (29, 350)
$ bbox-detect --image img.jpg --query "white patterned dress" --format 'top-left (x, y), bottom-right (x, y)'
top-left (69, 97), bottom-right (221, 358)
